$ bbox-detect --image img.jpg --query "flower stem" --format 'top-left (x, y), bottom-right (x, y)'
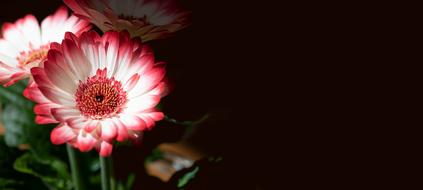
top-left (66, 144), bottom-right (83, 190)
top-left (165, 113), bottom-right (210, 126)
top-left (100, 156), bottom-right (112, 190)
top-left (109, 158), bottom-right (116, 190)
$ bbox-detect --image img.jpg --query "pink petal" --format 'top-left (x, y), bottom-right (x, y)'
top-left (51, 108), bottom-right (80, 121)
top-left (129, 65), bottom-right (166, 98)
top-left (44, 50), bottom-right (78, 93)
top-left (100, 121), bottom-right (117, 142)
top-left (31, 67), bottom-right (74, 105)
top-left (49, 42), bottom-right (62, 52)
top-left (63, 0), bottom-right (89, 18)
top-left (123, 73), bottom-right (140, 91)
top-left (76, 131), bottom-right (96, 152)
top-left (66, 117), bottom-right (88, 129)
top-left (34, 103), bottom-right (55, 116)
top-left (112, 119), bottom-right (129, 142)
top-left (36, 115), bottom-right (58, 124)
top-left (139, 115), bottom-right (156, 129)
top-left (62, 38), bottom-right (91, 80)
top-left (51, 6), bottom-right (68, 25)
top-left (145, 111), bottom-right (165, 121)
top-left (119, 114), bottom-right (147, 131)
top-left (99, 141), bottom-right (113, 157)
top-left (126, 95), bottom-right (161, 113)
top-left (23, 82), bottom-right (50, 103)
top-left (50, 124), bottom-right (76, 145)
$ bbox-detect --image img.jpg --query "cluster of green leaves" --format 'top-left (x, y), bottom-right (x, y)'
top-left (0, 80), bottom-right (72, 190)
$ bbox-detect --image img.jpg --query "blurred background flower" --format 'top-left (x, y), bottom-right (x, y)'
top-left (0, 6), bottom-right (90, 87)
top-left (64, 0), bottom-right (190, 42)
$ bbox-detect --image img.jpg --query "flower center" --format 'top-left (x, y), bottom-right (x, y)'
top-left (118, 14), bottom-right (150, 23)
top-left (17, 45), bottom-right (49, 67)
top-left (75, 69), bottom-right (127, 119)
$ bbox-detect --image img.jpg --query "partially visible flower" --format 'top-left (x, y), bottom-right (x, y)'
top-left (25, 31), bottom-right (168, 156)
top-left (0, 7), bottom-right (91, 87)
top-left (64, 0), bottom-right (190, 42)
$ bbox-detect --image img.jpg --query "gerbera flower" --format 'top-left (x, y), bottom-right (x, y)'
top-left (24, 31), bottom-right (168, 156)
top-left (0, 7), bottom-right (91, 87)
top-left (64, 0), bottom-right (190, 42)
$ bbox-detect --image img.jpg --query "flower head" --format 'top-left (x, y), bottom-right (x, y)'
top-left (64, 0), bottom-right (190, 42)
top-left (25, 30), bottom-right (168, 156)
top-left (0, 7), bottom-right (91, 87)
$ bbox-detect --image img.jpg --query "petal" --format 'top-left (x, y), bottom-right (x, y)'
top-left (37, 85), bottom-right (74, 106)
top-left (111, 119), bottom-right (129, 142)
top-left (61, 37), bottom-right (92, 80)
top-left (36, 115), bottom-right (59, 124)
top-left (138, 114), bottom-right (156, 129)
top-left (119, 114), bottom-right (147, 131)
top-left (2, 23), bottom-right (30, 51)
top-left (84, 121), bottom-right (100, 133)
top-left (63, 0), bottom-right (90, 18)
top-left (50, 124), bottom-right (76, 145)
top-left (17, 15), bottom-right (41, 48)
top-left (34, 103), bottom-right (56, 117)
top-left (51, 107), bottom-right (80, 121)
top-left (44, 50), bottom-right (79, 93)
top-left (0, 52), bottom-right (19, 66)
top-left (101, 31), bottom-right (120, 77)
top-left (0, 39), bottom-right (20, 58)
top-left (31, 67), bottom-right (74, 105)
top-left (66, 116), bottom-right (89, 129)
top-left (149, 81), bottom-right (167, 97)
top-left (125, 95), bottom-right (161, 113)
top-left (23, 82), bottom-right (50, 103)
top-left (76, 130), bottom-right (96, 152)
top-left (128, 65), bottom-right (166, 98)
top-left (123, 73), bottom-right (140, 92)
top-left (41, 6), bottom-right (90, 44)
top-left (100, 120), bottom-right (117, 142)
top-left (144, 111), bottom-right (165, 121)
top-left (99, 141), bottom-right (113, 157)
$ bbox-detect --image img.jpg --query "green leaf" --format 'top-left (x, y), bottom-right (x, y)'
top-left (0, 80), bottom-right (37, 148)
top-left (177, 166), bottom-right (199, 189)
top-left (1, 92), bottom-right (58, 160)
top-left (113, 173), bottom-right (135, 190)
top-left (1, 104), bottom-right (34, 147)
top-left (13, 153), bottom-right (72, 190)
top-left (125, 173), bottom-right (135, 190)
top-left (144, 148), bottom-right (165, 164)
top-left (0, 178), bottom-right (23, 189)
top-left (1, 81), bottom-right (70, 189)
top-left (0, 80), bottom-right (33, 110)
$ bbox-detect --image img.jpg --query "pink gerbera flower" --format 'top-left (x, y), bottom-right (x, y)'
top-left (24, 31), bottom-right (168, 156)
top-left (64, 0), bottom-right (190, 42)
top-left (0, 7), bottom-right (91, 87)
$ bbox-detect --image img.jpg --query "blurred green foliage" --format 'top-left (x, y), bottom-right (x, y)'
top-left (0, 81), bottom-right (73, 190)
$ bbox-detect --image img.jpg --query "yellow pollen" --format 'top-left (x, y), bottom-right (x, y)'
top-left (18, 46), bottom-right (49, 66)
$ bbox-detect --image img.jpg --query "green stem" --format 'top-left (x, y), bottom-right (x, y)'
top-left (66, 144), bottom-right (83, 190)
top-left (165, 114), bottom-right (210, 126)
top-left (108, 158), bottom-right (116, 190)
top-left (100, 156), bottom-right (111, 190)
